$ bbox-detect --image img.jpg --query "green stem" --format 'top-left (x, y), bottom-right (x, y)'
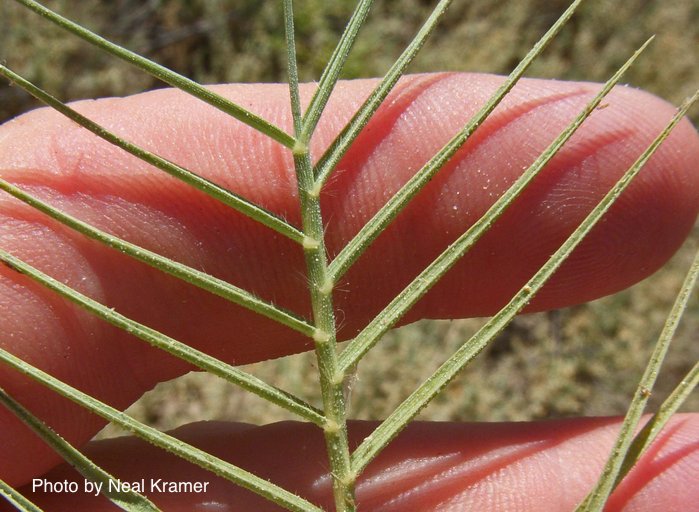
top-left (299, 0), bottom-right (374, 146)
top-left (351, 88), bottom-right (698, 476)
top-left (0, 479), bottom-right (43, 512)
top-left (328, 0), bottom-right (585, 282)
top-left (0, 348), bottom-right (323, 512)
top-left (0, 65), bottom-right (304, 244)
top-left (0, 178), bottom-right (314, 338)
top-left (12, 0), bottom-right (296, 149)
top-left (337, 37), bottom-right (650, 373)
top-left (0, 388), bottom-right (161, 511)
top-left (0, 249), bottom-right (324, 426)
top-left (615, 359), bottom-right (699, 487)
top-left (298, 152), bottom-right (355, 511)
top-left (284, 0), bottom-right (303, 136)
top-left (284, 3), bottom-right (354, 508)
top-left (313, 0), bottom-right (453, 186)
top-left (577, 244), bottom-right (699, 511)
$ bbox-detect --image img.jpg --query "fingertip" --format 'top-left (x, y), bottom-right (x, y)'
top-left (389, 76), bottom-right (699, 317)
top-left (529, 83), bottom-right (699, 310)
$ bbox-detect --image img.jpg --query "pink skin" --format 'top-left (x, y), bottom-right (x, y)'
top-left (0, 73), bottom-right (698, 508)
top-left (10, 415), bottom-right (699, 511)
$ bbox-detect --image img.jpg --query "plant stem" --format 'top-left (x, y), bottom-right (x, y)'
top-left (0, 179), bottom-right (314, 338)
top-left (351, 87), bottom-right (698, 477)
top-left (615, 359), bottom-right (699, 487)
top-left (0, 65), bottom-right (304, 244)
top-left (0, 479), bottom-right (43, 512)
top-left (284, 2), bottom-right (354, 508)
top-left (328, 0), bottom-right (585, 282)
top-left (13, 0), bottom-right (296, 149)
top-left (0, 387), bottom-right (161, 511)
top-left (299, 0), bottom-right (374, 146)
top-left (0, 249), bottom-right (324, 426)
top-left (0, 348), bottom-right (323, 512)
top-left (298, 151), bottom-right (355, 511)
top-left (577, 243), bottom-right (699, 511)
top-left (313, 0), bottom-right (451, 186)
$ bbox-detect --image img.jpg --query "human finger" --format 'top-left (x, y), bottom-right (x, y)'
top-left (1, 74), bottom-right (697, 484)
top-left (9, 415), bottom-right (699, 511)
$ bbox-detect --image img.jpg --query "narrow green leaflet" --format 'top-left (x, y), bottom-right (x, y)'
top-left (0, 179), bottom-right (313, 338)
top-left (615, 360), bottom-right (699, 488)
top-left (0, 249), bottom-right (323, 426)
top-left (298, 0), bottom-right (374, 146)
top-left (284, 0), bottom-right (303, 135)
top-left (576, 244), bottom-right (699, 511)
top-left (0, 388), bottom-right (161, 512)
top-left (0, 348), bottom-right (323, 512)
top-left (328, 0), bottom-right (585, 282)
top-left (0, 480), bottom-right (43, 512)
top-left (337, 37), bottom-right (651, 374)
top-left (0, 65), bottom-right (304, 244)
top-left (350, 89), bottom-right (699, 475)
top-left (313, 0), bottom-right (453, 186)
top-left (12, 0), bottom-right (296, 149)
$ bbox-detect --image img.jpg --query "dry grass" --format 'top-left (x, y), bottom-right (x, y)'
top-left (1, 0), bottom-right (697, 436)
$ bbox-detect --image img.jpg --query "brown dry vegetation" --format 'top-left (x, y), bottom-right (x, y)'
top-left (1, 0), bottom-right (697, 436)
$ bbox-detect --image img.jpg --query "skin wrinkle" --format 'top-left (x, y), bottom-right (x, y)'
top-left (606, 418), bottom-right (699, 511)
top-left (353, 419), bottom-right (607, 510)
top-left (540, 166), bottom-right (692, 305)
top-left (1, 192), bottom-right (168, 329)
top-left (352, 453), bottom-right (462, 496)
top-left (429, 92), bottom-right (599, 224)
top-left (0, 217), bottom-right (154, 386)
top-left (421, 127), bottom-right (693, 316)
top-left (327, 85), bottom-right (591, 246)
top-left (361, 456), bottom-right (464, 509)
top-left (326, 83), bottom-right (604, 324)
top-left (322, 73), bottom-right (455, 214)
top-left (432, 420), bottom-right (612, 511)
top-left (484, 129), bottom-right (636, 267)
top-left (0, 213), bottom-right (106, 335)
top-left (369, 442), bottom-right (547, 511)
top-left (405, 90), bottom-right (604, 242)
top-left (387, 439), bottom-right (556, 511)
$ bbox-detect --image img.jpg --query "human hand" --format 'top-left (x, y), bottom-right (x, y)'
top-left (1, 73), bottom-right (698, 510)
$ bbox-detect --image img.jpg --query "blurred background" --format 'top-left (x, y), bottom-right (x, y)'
top-left (1, 0), bottom-right (697, 434)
